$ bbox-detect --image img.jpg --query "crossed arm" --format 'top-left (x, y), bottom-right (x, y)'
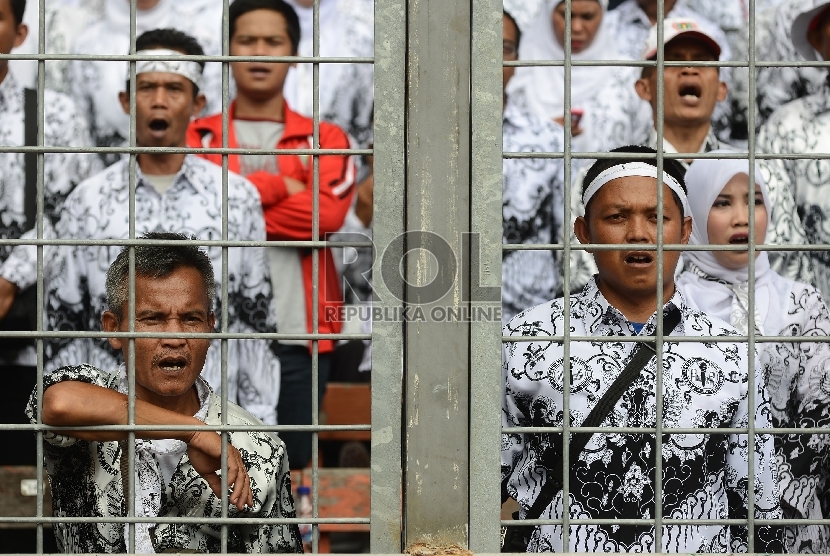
top-left (41, 380), bottom-right (253, 510)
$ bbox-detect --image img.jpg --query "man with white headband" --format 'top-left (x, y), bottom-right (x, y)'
top-left (26, 29), bottom-right (283, 428)
top-left (502, 146), bottom-right (782, 553)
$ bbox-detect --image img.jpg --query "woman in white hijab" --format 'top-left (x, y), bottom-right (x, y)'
top-left (506, 0), bottom-right (648, 160)
top-left (676, 151), bottom-right (830, 554)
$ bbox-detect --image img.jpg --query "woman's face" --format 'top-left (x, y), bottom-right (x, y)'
top-left (552, 0), bottom-right (603, 54)
top-left (706, 174), bottom-right (768, 270)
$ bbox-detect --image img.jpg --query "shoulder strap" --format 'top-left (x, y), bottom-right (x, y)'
top-left (524, 308), bottom-right (682, 520)
top-left (23, 88), bottom-right (37, 228)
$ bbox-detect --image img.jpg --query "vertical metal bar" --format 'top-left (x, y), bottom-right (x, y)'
top-left (653, 3), bottom-right (666, 550)
top-left (561, 0), bottom-right (573, 549)
top-left (468, 0), bottom-right (502, 551)
top-left (220, 0), bottom-right (231, 551)
top-left (310, 0), bottom-right (321, 552)
top-left (35, 0), bottom-right (45, 551)
top-left (403, 0), bottom-right (471, 546)
top-left (370, 0), bottom-right (406, 551)
top-left (126, 1), bottom-right (138, 552)
top-left (746, 0), bottom-right (758, 548)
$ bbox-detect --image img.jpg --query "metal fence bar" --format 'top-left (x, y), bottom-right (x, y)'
top-left (468, 0), bottom-right (503, 552)
top-left (34, 0), bottom-right (45, 551)
top-left (371, 0), bottom-right (406, 551)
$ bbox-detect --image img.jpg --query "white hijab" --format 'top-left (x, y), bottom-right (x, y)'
top-left (506, 0), bottom-right (620, 119)
top-left (678, 151), bottom-right (772, 331)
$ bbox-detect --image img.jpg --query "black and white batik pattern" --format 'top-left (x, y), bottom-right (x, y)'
top-left (284, 0), bottom-right (375, 149)
top-left (0, 72), bottom-right (101, 284)
top-left (26, 364), bottom-right (303, 554)
top-left (501, 279), bottom-right (782, 553)
top-left (40, 155), bottom-right (281, 424)
top-left (755, 0), bottom-right (827, 128)
top-left (680, 269), bottom-right (830, 553)
top-left (604, 0), bottom-right (737, 142)
top-left (502, 100), bottom-right (566, 323)
top-left (68, 1), bottom-right (225, 166)
top-left (757, 80), bottom-right (830, 298)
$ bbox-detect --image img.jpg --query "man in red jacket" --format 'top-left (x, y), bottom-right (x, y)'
top-left (187, 0), bottom-right (356, 469)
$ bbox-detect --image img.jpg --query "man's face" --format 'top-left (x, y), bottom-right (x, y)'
top-left (0, 0), bottom-right (27, 75)
top-left (503, 14), bottom-right (519, 93)
top-left (102, 266), bottom-right (215, 405)
top-left (230, 9), bottom-right (295, 102)
top-left (636, 37), bottom-right (726, 128)
top-left (574, 176), bottom-right (692, 301)
top-left (119, 70), bottom-right (206, 149)
top-left (808, 9), bottom-right (830, 62)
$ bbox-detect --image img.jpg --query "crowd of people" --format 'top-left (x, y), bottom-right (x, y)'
top-left (500, 0), bottom-right (830, 553)
top-left (0, 0), bottom-right (829, 552)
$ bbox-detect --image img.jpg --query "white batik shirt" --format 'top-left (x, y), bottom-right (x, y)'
top-left (755, 0), bottom-right (827, 127)
top-left (35, 155), bottom-right (280, 424)
top-left (0, 72), bottom-right (102, 363)
top-left (502, 99), bottom-right (566, 323)
top-left (502, 279), bottom-right (782, 553)
top-left (605, 0), bottom-right (736, 141)
top-left (27, 364), bottom-right (302, 554)
top-left (284, 0), bottom-right (375, 148)
top-left (68, 0), bottom-right (226, 167)
top-left (678, 268), bottom-right (830, 554)
top-left (757, 80), bottom-right (830, 297)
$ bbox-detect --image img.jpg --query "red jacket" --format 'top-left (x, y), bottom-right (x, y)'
top-left (187, 101), bottom-right (356, 353)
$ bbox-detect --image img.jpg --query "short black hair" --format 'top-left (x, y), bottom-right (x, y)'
top-left (129, 28), bottom-right (206, 97)
top-left (503, 9), bottom-right (522, 51)
top-left (582, 145), bottom-right (688, 218)
top-left (229, 0), bottom-right (301, 54)
top-left (9, 0), bottom-right (24, 26)
top-left (105, 232), bottom-right (216, 321)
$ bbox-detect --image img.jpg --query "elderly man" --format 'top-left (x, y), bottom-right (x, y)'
top-left (6, 28), bottom-right (282, 424)
top-left (502, 146), bottom-right (782, 552)
top-left (28, 233), bottom-right (302, 553)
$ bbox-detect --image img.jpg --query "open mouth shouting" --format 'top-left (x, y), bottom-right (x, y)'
top-left (147, 117), bottom-right (171, 138)
top-left (728, 233), bottom-right (749, 245)
top-left (153, 353), bottom-right (191, 374)
top-left (677, 82), bottom-right (702, 106)
top-left (625, 251), bottom-right (654, 268)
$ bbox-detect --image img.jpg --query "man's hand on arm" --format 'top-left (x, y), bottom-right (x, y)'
top-left (283, 176), bottom-right (306, 196)
top-left (42, 380), bottom-right (253, 509)
top-left (0, 276), bottom-right (18, 321)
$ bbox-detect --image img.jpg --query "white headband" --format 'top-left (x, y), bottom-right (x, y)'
top-left (582, 161), bottom-right (690, 215)
top-left (128, 49), bottom-right (203, 88)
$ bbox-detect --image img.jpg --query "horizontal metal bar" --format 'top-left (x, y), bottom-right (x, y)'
top-left (502, 518), bottom-right (823, 526)
top-left (0, 146), bottom-right (371, 156)
top-left (501, 243), bottom-right (818, 252)
top-left (0, 424), bottom-right (370, 432)
top-left (0, 516), bottom-right (369, 525)
top-left (0, 53), bottom-right (374, 64)
top-left (503, 334), bottom-right (830, 343)
top-left (0, 331), bottom-right (371, 340)
top-left (503, 151), bottom-right (830, 160)
top-left (502, 59), bottom-right (830, 69)
top-left (503, 426), bottom-right (830, 434)
top-left (0, 238), bottom-right (373, 248)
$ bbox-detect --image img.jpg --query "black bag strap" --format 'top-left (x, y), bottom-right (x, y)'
top-left (23, 87), bottom-right (37, 228)
top-left (524, 308), bottom-right (682, 521)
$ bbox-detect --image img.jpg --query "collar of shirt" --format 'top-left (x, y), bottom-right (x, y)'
top-left (580, 276), bottom-right (685, 337)
top-left (122, 154), bottom-right (205, 197)
top-left (647, 126), bottom-right (720, 168)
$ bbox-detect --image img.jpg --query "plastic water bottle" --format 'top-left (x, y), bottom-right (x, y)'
top-left (297, 485), bottom-right (313, 547)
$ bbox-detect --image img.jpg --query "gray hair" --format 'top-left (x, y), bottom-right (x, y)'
top-left (105, 232), bottom-right (216, 320)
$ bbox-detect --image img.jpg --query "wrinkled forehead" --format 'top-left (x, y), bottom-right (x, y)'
top-left (591, 176), bottom-right (682, 212)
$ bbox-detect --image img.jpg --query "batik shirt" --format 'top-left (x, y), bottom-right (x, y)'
top-left (604, 0), bottom-right (736, 141)
top-left (26, 364), bottom-right (302, 554)
top-left (502, 99), bottom-right (566, 323)
top-left (757, 81), bottom-right (830, 298)
top-left (755, 0), bottom-right (826, 127)
top-left (501, 279), bottom-right (782, 553)
top-left (678, 268), bottom-right (830, 553)
top-left (283, 0), bottom-right (375, 148)
top-left (0, 72), bottom-right (102, 364)
top-left (33, 155), bottom-right (280, 424)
